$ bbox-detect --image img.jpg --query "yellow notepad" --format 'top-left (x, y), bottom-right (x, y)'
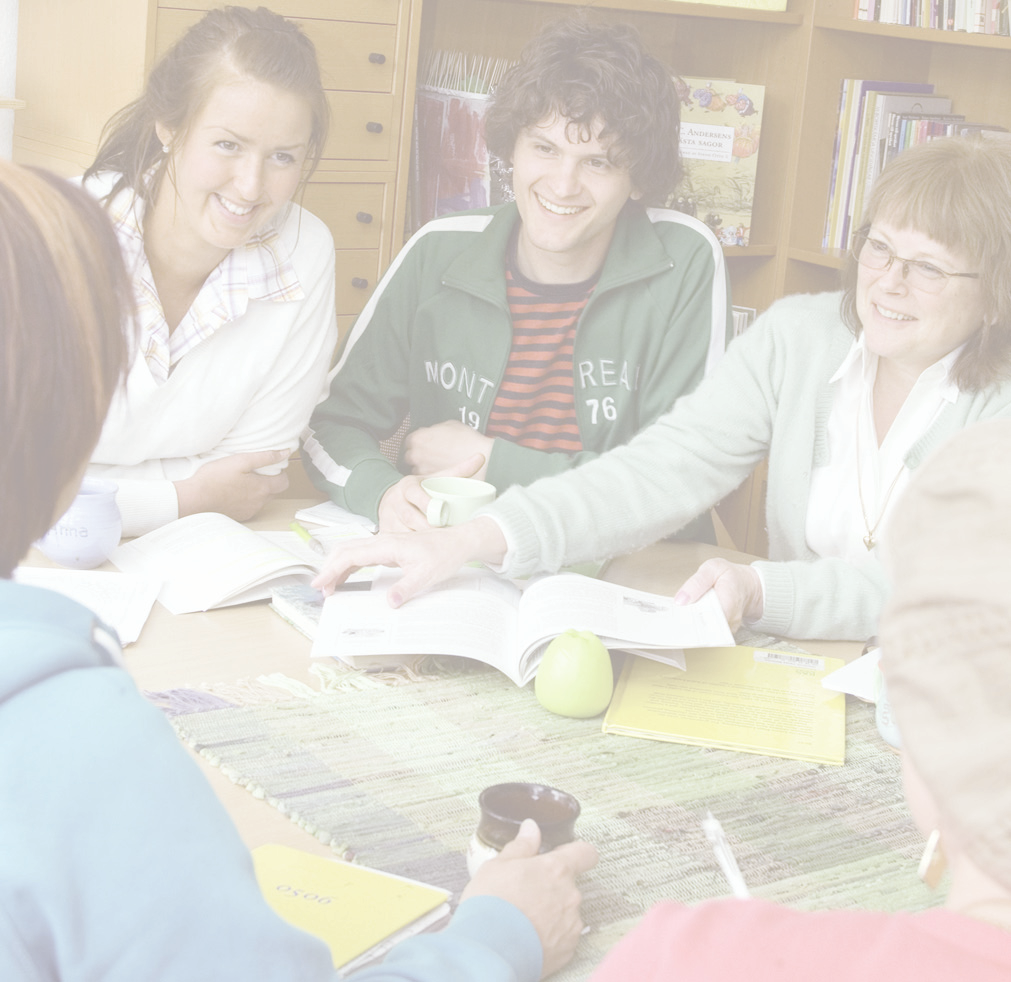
top-left (602, 646), bottom-right (846, 765)
top-left (252, 844), bottom-right (451, 973)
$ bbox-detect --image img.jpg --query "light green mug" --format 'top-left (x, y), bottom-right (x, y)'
top-left (421, 476), bottom-right (496, 527)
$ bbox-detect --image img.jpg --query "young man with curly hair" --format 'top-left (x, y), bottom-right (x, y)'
top-left (305, 16), bottom-right (731, 533)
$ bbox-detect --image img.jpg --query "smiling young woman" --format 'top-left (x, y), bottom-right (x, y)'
top-left (80, 6), bottom-right (337, 537)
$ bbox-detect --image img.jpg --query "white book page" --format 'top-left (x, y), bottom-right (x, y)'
top-left (13, 567), bottom-right (160, 645)
top-left (312, 568), bottom-right (525, 684)
top-left (294, 500), bottom-right (377, 533)
top-left (517, 574), bottom-right (734, 653)
top-left (111, 513), bottom-right (314, 614)
top-left (260, 528), bottom-right (375, 583)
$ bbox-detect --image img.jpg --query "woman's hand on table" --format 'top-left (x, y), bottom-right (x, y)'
top-left (311, 516), bottom-right (508, 607)
top-left (377, 452), bottom-right (487, 532)
top-left (675, 558), bottom-right (764, 631)
top-left (175, 449), bottom-right (290, 521)
top-left (461, 819), bottom-right (599, 979)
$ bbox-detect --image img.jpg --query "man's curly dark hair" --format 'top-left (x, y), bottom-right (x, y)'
top-left (484, 15), bottom-right (682, 207)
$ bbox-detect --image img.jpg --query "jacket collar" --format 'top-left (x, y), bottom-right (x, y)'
top-left (440, 201), bottom-right (674, 306)
top-left (0, 579), bottom-right (122, 705)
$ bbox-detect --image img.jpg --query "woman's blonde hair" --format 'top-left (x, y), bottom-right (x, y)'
top-left (840, 136), bottom-right (1011, 392)
top-left (0, 162), bottom-right (131, 575)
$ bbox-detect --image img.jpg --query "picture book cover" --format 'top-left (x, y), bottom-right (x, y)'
top-left (671, 77), bottom-right (765, 247)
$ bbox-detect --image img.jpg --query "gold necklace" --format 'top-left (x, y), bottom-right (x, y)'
top-left (854, 413), bottom-right (907, 551)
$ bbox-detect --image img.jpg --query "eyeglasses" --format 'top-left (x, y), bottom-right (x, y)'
top-left (851, 230), bottom-right (979, 294)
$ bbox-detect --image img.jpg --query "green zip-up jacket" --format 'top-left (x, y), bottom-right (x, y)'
top-left (304, 201), bottom-right (731, 523)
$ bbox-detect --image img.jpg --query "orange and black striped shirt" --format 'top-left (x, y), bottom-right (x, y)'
top-left (485, 261), bottom-right (598, 453)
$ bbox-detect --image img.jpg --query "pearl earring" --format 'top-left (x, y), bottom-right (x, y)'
top-left (161, 144), bottom-right (170, 154)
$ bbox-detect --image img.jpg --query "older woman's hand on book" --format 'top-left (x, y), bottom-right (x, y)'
top-left (462, 819), bottom-right (599, 979)
top-left (674, 558), bottom-right (764, 632)
top-left (311, 516), bottom-right (508, 607)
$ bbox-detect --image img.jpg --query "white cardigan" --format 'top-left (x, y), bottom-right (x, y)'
top-left (84, 174), bottom-right (338, 536)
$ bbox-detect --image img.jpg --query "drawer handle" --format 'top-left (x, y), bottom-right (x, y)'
top-left (366, 121), bottom-right (384, 134)
top-left (351, 277), bottom-right (369, 290)
top-left (368, 52), bottom-right (386, 64)
top-left (356, 211), bottom-right (374, 224)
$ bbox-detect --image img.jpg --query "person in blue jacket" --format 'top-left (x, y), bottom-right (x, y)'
top-left (0, 160), bottom-right (596, 981)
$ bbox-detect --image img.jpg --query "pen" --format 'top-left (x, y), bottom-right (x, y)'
top-left (289, 520), bottom-right (326, 557)
top-left (701, 810), bottom-right (750, 899)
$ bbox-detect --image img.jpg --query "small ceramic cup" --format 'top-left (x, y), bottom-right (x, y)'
top-left (466, 782), bottom-right (581, 876)
top-left (37, 477), bottom-right (122, 569)
top-left (873, 661), bottom-right (902, 750)
top-left (422, 476), bottom-right (496, 527)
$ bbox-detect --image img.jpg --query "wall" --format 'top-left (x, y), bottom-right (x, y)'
top-left (0, 0), bottom-right (18, 158)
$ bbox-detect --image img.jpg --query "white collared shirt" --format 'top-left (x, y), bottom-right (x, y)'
top-left (106, 187), bottom-right (304, 382)
top-left (806, 335), bottom-right (961, 566)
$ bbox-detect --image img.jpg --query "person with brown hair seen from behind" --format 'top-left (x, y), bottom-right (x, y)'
top-left (304, 15), bottom-right (731, 536)
top-left (82, 6), bottom-right (338, 537)
top-left (0, 159), bottom-right (597, 982)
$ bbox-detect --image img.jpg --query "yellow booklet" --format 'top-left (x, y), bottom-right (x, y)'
top-left (252, 844), bottom-right (451, 975)
top-left (602, 647), bottom-right (846, 765)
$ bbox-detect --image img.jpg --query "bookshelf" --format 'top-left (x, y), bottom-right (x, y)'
top-left (419, 0), bottom-right (1011, 313)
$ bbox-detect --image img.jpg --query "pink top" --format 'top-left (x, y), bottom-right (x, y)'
top-left (590, 898), bottom-right (1011, 981)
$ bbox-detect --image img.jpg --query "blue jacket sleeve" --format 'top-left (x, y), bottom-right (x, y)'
top-left (350, 896), bottom-right (542, 982)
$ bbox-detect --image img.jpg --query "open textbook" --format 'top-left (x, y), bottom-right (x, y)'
top-left (110, 512), bottom-right (373, 615)
top-left (312, 568), bottom-right (735, 686)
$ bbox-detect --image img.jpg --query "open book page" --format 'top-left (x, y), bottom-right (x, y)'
top-left (111, 513), bottom-right (316, 614)
top-left (12, 567), bottom-right (159, 645)
top-left (294, 500), bottom-right (377, 533)
top-left (261, 526), bottom-right (375, 584)
top-left (313, 567), bottom-right (527, 683)
top-left (517, 574), bottom-right (734, 654)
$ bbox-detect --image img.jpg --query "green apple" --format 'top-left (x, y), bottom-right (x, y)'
top-left (535, 629), bottom-right (614, 718)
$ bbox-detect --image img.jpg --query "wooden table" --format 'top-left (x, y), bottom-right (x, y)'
top-left (32, 499), bottom-right (863, 860)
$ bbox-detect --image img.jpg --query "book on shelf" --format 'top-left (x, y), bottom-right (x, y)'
top-left (671, 76), bottom-right (765, 248)
top-left (602, 645), bottom-right (847, 765)
top-left (252, 844), bottom-right (451, 976)
top-left (855, 0), bottom-right (1009, 34)
top-left (859, 92), bottom-right (954, 211)
top-left (311, 567), bottom-right (734, 687)
top-left (110, 512), bottom-right (373, 615)
top-left (731, 305), bottom-right (758, 338)
top-left (883, 110), bottom-right (968, 166)
top-left (824, 80), bottom-right (935, 253)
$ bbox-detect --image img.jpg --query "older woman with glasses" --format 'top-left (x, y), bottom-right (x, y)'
top-left (314, 137), bottom-right (1011, 642)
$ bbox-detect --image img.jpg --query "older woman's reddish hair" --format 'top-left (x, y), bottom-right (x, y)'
top-left (0, 161), bottom-right (130, 575)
